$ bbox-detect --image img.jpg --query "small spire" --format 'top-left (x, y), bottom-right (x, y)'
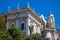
top-left (27, 2), bottom-right (30, 8)
top-left (50, 11), bottom-right (52, 15)
top-left (8, 5), bottom-right (11, 11)
top-left (49, 11), bottom-right (54, 16)
top-left (17, 3), bottom-right (20, 10)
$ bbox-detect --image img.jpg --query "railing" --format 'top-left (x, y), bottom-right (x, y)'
top-left (8, 5), bottom-right (32, 12)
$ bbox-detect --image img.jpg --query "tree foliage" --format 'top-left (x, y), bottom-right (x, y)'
top-left (0, 30), bottom-right (13, 40)
top-left (0, 15), bottom-right (13, 40)
top-left (8, 25), bottom-right (24, 40)
top-left (26, 33), bottom-right (44, 40)
top-left (0, 15), bottom-right (6, 30)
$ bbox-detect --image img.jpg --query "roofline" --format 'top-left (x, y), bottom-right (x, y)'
top-left (1, 8), bottom-right (41, 20)
top-left (28, 8), bottom-right (41, 21)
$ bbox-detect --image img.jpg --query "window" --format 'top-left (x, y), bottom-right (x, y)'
top-left (21, 23), bottom-right (24, 31)
top-left (29, 25), bottom-right (34, 34)
top-left (11, 24), bottom-right (15, 26)
top-left (45, 38), bottom-right (50, 40)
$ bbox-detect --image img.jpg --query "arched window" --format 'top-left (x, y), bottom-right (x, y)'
top-left (21, 23), bottom-right (24, 31)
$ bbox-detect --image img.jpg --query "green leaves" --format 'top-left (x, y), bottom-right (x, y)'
top-left (0, 15), bottom-right (13, 40)
top-left (26, 33), bottom-right (44, 40)
top-left (0, 15), bottom-right (6, 30)
top-left (0, 30), bottom-right (13, 40)
top-left (8, 26), bottom-right (23, 40)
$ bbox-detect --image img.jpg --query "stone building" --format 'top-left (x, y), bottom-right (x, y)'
top-left (41, 12), bottom-right (58, 40)
top-left (1, 3), bottom-right (58, 40)
top-left (57, 29), bottom-right (60, 40)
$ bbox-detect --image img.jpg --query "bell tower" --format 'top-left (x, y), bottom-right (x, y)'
top-left (48, 11), bottom-right (55, 29)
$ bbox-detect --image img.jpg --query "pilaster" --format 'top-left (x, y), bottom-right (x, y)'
top-left (6, 21), bottom-right (9, 29)
top-left (16, 19), bottom-right (19, 28)
top-left (26, 17), bottom-right (30, 36)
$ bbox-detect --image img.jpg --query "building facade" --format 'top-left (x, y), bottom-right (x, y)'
top-left (57, 29), bottom-right (60, 40)
top-left (1, 4), bottom-right (58, 40)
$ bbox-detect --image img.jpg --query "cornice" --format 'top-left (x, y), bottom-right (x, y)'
top-left (1, 8), bottom-right (41, 21)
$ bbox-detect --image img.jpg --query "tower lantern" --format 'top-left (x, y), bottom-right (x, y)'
top-left (48, 11), bottom-right (55, 28)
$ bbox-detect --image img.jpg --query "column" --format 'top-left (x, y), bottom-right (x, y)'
top-left (6, 21), bottom-right (9, 30)
top-left (26, 18), bottom-right (30, 36)
top-left (16, 19), bottom-right (19, 28)
top-left (33, 22), bottom-right (36, 34)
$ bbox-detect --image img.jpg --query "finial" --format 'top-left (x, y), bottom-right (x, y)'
top-left (8, 5), bottom-right (11, 11)
top-left (17, 3), bottom-right (20, 10)
top-left (50, 11), bottom-right (52, 15)
top-left (49, 11), bottom-right (54, 16)
top-left (27, 2), bottom-right (30, 8)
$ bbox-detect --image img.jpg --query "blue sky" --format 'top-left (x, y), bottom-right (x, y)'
top-left (0, 0), bottom-right (60, 29)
